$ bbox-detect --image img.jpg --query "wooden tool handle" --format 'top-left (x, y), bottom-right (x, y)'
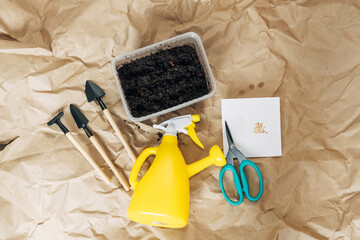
top-left (89, 135), bottom-right (130, 191)
top-left (65, 132), bottom-right (111, 184)
top-left (103, 108), bottom-right (137, 162)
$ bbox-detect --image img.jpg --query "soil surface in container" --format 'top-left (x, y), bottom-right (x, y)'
top-left (117, 44), bottom-right (210, 118)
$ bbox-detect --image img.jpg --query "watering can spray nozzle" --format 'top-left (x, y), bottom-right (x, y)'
top-left (153, 114), bottom-right (204, 148)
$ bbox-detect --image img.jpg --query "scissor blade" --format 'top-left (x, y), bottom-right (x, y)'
top-left (225, 121), bottom-right (235, 165)
top-left (225, 121), bottom-right (247, 162)
top-left (225, 121), bottom-right (235, 147)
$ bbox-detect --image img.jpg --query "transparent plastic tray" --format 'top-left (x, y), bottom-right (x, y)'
top-left (111, 32), bottom-right (216, 122)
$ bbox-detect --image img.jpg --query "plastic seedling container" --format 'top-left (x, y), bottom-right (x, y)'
top-left (111, 32), bottom-right (216, 122)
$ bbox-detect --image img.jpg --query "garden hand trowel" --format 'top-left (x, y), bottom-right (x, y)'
top-left (85, 80), bottom-right (137, 162)
top-left (70, 104), bottom-right (130, 191)
top-left (47, 111), bottom-right (111, 184)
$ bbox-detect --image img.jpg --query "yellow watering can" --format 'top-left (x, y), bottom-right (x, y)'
top-left (127, 114), bottom-right (226, 228)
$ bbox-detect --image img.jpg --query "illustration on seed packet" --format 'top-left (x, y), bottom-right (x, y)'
top-left (253, 122), bottom-right (268, 134)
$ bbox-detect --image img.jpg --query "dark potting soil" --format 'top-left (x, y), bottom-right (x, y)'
top-left (117, 44), bottom-right (210, 118)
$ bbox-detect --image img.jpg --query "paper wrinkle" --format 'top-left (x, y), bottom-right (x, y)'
top-left (1, 0), bottom-right (360, 239)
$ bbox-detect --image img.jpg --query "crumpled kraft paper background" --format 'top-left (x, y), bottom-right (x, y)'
top-left (0, 0), bottom-right (359, 239)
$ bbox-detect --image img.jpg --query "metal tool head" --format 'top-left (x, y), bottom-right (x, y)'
top-left (47, 112), bottom-right (64, 126)
top-left (70, 104), bottom-right (89, 129)
top-left (225, 121), bottom-right (246, 165)
top-left (85, 80), bottom-right (105, 102)
top-left (85, 80), bottom-right (107, 110)
top-left (48, 111), bottom-right (69, 134)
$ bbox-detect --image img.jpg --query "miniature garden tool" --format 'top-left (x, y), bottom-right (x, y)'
top-left (219, 121), bottom-right (264, 206)
top-left (47, 111), bottom-right (111, 184)
top-left (127, 114), bottom-right (226, 228)
top-left (70, 104), bottom-right (130, 191)
top-left (85, 80), bottom-right (137, 162)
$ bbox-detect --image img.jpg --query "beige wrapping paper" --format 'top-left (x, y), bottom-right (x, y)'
top-left (1, 0), bottom-right (360, 239)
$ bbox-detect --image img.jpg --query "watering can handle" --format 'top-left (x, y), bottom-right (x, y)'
top-left (129, 147), bottom-right (158, 189)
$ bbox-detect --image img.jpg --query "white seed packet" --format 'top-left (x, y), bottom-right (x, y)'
top-left (221, 97), bottom-right (282, 158)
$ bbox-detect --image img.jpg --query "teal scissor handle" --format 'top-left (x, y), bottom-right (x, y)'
top-left (240, 159), bottom-right (263, 201)
top-left (219, 164), bottom-right (244, 206)
top-left (219, 160), bottom-right (264, 205)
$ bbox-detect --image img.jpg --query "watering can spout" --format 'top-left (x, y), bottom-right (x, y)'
top-left (187, 145), bottom-right (226, 178)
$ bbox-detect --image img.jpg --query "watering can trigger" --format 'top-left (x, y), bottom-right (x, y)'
top-left (186, 123), bottom-right (204, 148)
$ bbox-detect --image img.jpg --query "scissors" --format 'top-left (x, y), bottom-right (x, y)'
top-left (219, 121), bottom-right (264, 206)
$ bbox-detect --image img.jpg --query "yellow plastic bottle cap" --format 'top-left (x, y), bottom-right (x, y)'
top-left (192, 114), bottom-right (200, 123)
